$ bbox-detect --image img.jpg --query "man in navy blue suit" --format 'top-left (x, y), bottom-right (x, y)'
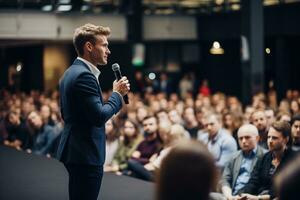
top-left (57, 23), bottom-right (130, 200)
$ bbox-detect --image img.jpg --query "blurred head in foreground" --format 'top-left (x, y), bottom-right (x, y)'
top-left (156, 140), bottom-right (217, 200)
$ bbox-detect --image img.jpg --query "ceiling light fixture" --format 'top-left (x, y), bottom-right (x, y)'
top-left (210, 41), bottom-right (224, 55)
top-left (57, 5), bottom-right (72, 12)
top-left (42, 5), bottom-right (53, 11)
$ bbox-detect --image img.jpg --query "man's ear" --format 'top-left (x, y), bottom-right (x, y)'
top-left (256, 135), bottom-right (260, 142)
top-left (85, 41), bottom-right (93, 52)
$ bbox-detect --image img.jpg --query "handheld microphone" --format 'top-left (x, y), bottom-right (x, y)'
top-left (112, 63), bottom-right (129, 104)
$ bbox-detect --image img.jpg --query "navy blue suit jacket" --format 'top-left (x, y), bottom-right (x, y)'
top-left (57, 59), bottom-right (123, 166)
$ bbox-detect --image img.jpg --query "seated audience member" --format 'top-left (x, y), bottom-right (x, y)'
top-left (168, 109), bottom-right (183, 125)
top-left (105, 119), bottom-right (143, 173)
top-left (0, 110), bottom-right (30, 150)
top-left (290, 100), bottom-right (300, 117)
top-left (104, 119), bottom-right (119, 166)
top-left (156, 140), bottom-right (217, 200)
top-left (220, 124), bottom-right (267, 200)
top-left (182, 107), bottom-right (199, 139)
top-left (128, 123), bottom-right (188, 181)
top-left (155, 109), bottom-right (170, 124)
top-left (40, 104), bottom-right (55, 126)
top-left (251, 110), bottom-right (269, 149)
top-left (27, 111), bottom-right (56, 155)
top-left (277, 111), bottom-right (291, 123)
top-left (291, 115), bottom-right (300, 151)
top-left (127, 116), bottom-right (161, 177)
top-left (275, 154), bottom-right (300, 200)
top-left (265, 108), bottom-right (276, 129)
top-left (198, 113), bottom-right (237, 169)
top-left (238, 121), bottom-right (296, 200)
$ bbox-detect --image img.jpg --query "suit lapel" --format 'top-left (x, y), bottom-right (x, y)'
top-left (233, 152), bottom-right (243, 187)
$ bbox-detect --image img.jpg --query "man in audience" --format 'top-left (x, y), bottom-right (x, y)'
top-left (251, 110), bottom-right (269, 149)
top-left (127, 115), bottom-right (161, 178)
top-left (198, 113), bottom-right (237, 169)
top-left (265, 108), bottom-right (275, 129)
top-left (0, 110), bottom-right (30, 150)
top-left (291, 114), bottom-right (300, 151)
top-left (238, 121), bottom-right (296, 200)
top-left (182, 106), bottom-right (199, 139)
top-left (27, 110), bottom-right (56, 155)
top-left (221, 124), bottom-right (266, 200)
top-left (168, 109), bottom-right (183, 125)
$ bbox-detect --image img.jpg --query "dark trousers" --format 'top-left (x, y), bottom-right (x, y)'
top-left (65, 164), bottom-right (103, 200)
top-left (127, 159), bottom-right (154, 181)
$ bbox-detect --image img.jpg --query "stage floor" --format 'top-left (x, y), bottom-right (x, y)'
top-left (0, 146), bottom-right (154, 200)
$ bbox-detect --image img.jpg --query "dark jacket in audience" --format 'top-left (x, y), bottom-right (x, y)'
top-left (239, 148), bottom-right (296, 198)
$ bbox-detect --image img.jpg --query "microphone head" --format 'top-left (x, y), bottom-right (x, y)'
top-left (112, 63), bottom-right (120, 72)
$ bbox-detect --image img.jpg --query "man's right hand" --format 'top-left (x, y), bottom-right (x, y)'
top-left (113, 76), bottom-right (130, 96)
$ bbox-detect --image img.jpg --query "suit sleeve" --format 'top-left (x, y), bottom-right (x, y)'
top-left (74, 72), bottom-right (123, 127)
top-left (220, 158), bottom-right (234, 188)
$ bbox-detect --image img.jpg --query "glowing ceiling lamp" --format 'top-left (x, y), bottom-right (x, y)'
top-left (210, 41), bottom-right (224, 55)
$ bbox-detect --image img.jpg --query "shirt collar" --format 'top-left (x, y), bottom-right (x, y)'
top-left (243, 146), bottom-right (257, 158)
top-left (77, 57), bottom-right (101, 80)
top-left (209, 129), bottom-right (220, 143)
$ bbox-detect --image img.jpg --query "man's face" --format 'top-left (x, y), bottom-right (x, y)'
top-left (267, 127), bottom-right (287, 152)
top-left (252, 111), bottom-right (267, 131)
top-left (292, 120), bottom-right (300, 141)
top-left (8, 112), bottom-right (19, 126)
top-left (157, 111), bottom-right (169, 122)
top-left (168, 110), bottom-right (181, 124)
top-left (224, 114), bottom-right (233, 127)
top-left (183, 107), bottom-right (196, 122)
top-left (265, 110), bottom-right (275, 127)
top-left (40, 105), bottom-right (51, 119)
top-left (27, 112), bottom-right (43, 129)
top-left (204, 116), bottom-right (221, 136)
top-left (143, 117), bottom-right (158, 135)
top-left (90, 35), bottom-right (110, 65)
top-left (238, 131), bottom-right (258, 153)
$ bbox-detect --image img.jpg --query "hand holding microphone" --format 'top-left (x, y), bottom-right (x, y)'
top-left (112, 63), bottom-right (130, 104)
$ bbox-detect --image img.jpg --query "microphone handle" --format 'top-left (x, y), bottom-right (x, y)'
top-left (114, 70), bottom-right (129, 104)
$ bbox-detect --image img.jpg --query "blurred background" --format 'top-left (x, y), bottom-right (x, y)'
top-left (0, 0), bottom-right (299, 104)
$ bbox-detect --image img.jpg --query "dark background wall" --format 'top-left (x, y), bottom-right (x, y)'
top-left (0, 3), bottom-right (300, 99)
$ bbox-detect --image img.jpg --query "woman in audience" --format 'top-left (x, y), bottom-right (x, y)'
top-left (104, 119), bottom-right (142, 173)
top-left (104, 119), bottom-right (119, 166)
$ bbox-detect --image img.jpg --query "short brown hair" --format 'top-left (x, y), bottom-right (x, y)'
top-left (271, 120), bottom-right (292, 146)
top-left (73, 23), bottom-right (111, 56)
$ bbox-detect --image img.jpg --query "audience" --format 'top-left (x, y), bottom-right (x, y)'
top-left (127, 115), bottom-right (161, 179)
top-left (290, 114), bottom-right (300, 151)
top-left (220, 124), bottom-right (267, 200)
top-left (104, 119), bottom-right (143, 173)
top-left (251, 110), bottom-right (269, 149)
top-left (27, 110), bottom-right (57, 156)
top-left (198, 113), bottom-right (237, 169)
top-left (238, 121), bottom-right (296, 200)
top-left (104, 119), bottom-right (119, 166)
top-left (1, 85), bottom-right (300, 200)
